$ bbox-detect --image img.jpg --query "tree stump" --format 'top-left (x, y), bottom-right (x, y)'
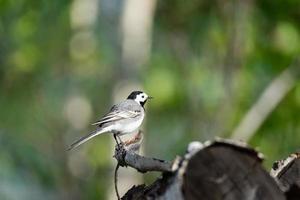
top-left (115, 138), bottom-right (300, 200)
top-left (183, 140), bottom-right (284, 200)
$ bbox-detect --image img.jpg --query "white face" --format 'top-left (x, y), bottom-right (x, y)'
top-left (134, 92), bottom-right (148, 104)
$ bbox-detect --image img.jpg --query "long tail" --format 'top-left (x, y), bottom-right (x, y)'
top-left (68, 128), bottom-right (107, 151)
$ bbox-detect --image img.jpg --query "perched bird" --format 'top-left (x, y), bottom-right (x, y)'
top-left (68, 91), bottom-right (152, 150)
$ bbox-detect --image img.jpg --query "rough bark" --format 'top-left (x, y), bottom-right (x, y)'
top-left (114, 138), bottom-right (300, 200)
top-left (183, 139), bottom-right (284, 200)
top-left (270, 153), bottom-right (300, 200)
top-left (114, 144), bottom-right (173, 173)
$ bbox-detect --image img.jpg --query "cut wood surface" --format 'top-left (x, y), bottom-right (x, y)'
top-left (270, 153), bottom-right (300, 200)
top-left (183, 140), bottom-right (284, 200)
top-left (113, 138), bottom-right (300, 200)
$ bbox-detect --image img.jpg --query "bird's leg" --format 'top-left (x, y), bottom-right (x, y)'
top-left (113, 134), bottom-right (125, 148)
top-left (117, 135), bottom-right (124, 146)
top-left (113, 134), bottom-right (120, 146)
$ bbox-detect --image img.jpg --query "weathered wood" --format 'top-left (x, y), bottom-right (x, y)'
top-left (119, 139), bottom-right (292, 200)
top-left (183, 140), bottom-right (285, 200)
top-left (121, 172), bottom-right (182, 200)
top-left (270, 153), bottom-right (300, 200)
top-left (114, 143), bottom-right (173, 173)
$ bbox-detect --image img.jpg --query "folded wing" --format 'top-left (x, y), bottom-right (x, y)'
top-left (92, 110), bottom-right (141, 126)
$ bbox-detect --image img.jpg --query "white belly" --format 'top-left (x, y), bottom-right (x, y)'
top-left (113, 117), bottom-right (144, 135)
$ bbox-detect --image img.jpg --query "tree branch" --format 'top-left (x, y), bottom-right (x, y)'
top-left (113, 144), bottom-right (173, 173)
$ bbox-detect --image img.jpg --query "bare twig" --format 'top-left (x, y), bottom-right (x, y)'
top-left (114, 163), bottom-right (121, 200)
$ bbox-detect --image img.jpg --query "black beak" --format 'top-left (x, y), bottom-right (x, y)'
top-left (147, 96), bottom-right (154, 100)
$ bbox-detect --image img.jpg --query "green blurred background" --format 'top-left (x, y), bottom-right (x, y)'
top-left (0, 0), bottom-right (300, 199)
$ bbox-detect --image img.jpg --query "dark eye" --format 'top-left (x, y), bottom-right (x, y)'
top-left (141, 95), bottom-right (145, 98)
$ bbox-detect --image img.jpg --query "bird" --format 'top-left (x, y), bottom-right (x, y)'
top-left (68, 91), bottom-right (152, 150)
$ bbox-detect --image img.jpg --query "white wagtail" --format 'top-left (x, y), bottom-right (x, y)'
top-left (68, 91), bottom-right (152, 150)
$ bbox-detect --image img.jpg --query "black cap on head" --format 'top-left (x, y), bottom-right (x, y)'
top-left (127, 91), bottom-right (143, 100)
